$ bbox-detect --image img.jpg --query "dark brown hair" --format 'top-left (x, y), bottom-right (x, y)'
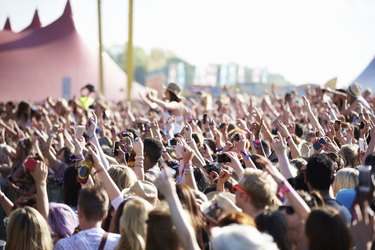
top-left (305, 206), bottom-right (352, 250)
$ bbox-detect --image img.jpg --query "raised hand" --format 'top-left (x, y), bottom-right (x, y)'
top-left (30, 161), bottom-right (48, 186)
top-left (271, 133), bottom-right (287, 155)
top-left (86, 112), bottom-right (98, 135)
top-left (133, 137), bottom-right (144, 157)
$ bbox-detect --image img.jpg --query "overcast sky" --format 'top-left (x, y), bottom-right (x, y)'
top-left (1, 0), bottom-right (375, 87)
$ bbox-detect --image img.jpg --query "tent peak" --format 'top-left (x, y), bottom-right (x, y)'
top-left (3, 17), bottom-right (12, 31)
top-left (63, 0), bottom-right (73, 17)
top-left (23, 9), bottom-right (42, 31)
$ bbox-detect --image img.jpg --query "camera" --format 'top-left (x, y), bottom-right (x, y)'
top-left (23, 154), bottom-right (42, 172)
top-left (217, 154), bottom-right (231, 163)
top-left (113, 141), bottom-right (121, 156)
top-left (76, 159), bottom-right (94, 184)
top-left (313, 137), bottom-right (326, 151)
top-left (334, 120), bottom-right (341, 132)
top-left (168, 138), bottom-right (177, 146)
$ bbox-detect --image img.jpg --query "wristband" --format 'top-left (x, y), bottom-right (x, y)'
top-left (88, 133), bottom-right (95, 139)
top-left (178, 157), bottom-right (183, 161)
top-left (48, 133), bottom-right (54, 138)
top-left (279, 181), bottom-right (291, 194)
top-left (0, 194), bottom-right (5, 202)
top-left (240, 150), bottom-right (251, 160)
top-left (92, 169), bottom-right (104, 176)
top-left (184, 162), bottom-right (192, 168)
top-left (216, 147), bottom-right (224, 152)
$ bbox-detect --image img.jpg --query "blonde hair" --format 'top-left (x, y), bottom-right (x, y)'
top-left (332, 168), bottom-right (359, 195)
top-left (239, 169), bottom-right (278, 209)
top-left (108, 165), bottom-right (137, 190)
top-left (6, 207), bottom-right (53, 250)
top-left (339, 145), bottom-right (360, 168)
top-left (116, 197), bottom-right (153, 250)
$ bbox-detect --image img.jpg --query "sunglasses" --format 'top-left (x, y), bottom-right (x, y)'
top-left (278, 205), bottom-right (295, 215)
top-left (232, 184), bottom-right (250, 201)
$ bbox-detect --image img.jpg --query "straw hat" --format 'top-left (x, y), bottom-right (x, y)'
top-left (347, 82), bottom-right (362, 97)
top-left (201, 192), bottom-right (242, 221)
top-left (122, 180), bottom-right (158, 206)
top-left (164, 82), bottom-right (183, 99)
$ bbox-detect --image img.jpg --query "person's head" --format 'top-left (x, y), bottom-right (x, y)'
top-left (305, 206), bottom-right (352, 250)
top-left (306, 154), bottom-right (335, 192)
top-left (143, 138), bottom-right (163, 168)
top-left (146, 204), bottom-right (181, 250)
top-left (218, 211), bottom-right (255, 227)
top-left (325, 152), bottom-right (345, 172)
top-left (255, 209), bottom-right (291, 250)
top-left (117, 197), bottom-right (153, 250)
top-left (108, 165), bottom-right (137, 190)
top-left (332, 168), bottom-right (359, 195)
top-left (236, 169), bottom-right (278, 217)
top-left (347, 82), bottom-right (362, 102)
top-left (365, 152), bottom-right (375, 169)
top-left (283, 190), bottom-right (319, 245)
top-left (63, 166), bottom-right (81, 207)
top-left (78, 187), bottom-right (109, 225)
top-left (164, 82), bottom-right (182, 102)
top-left (15, 138), bottom-right (32, 159)
top-left (124, 180), bottom-right (158, 206)
top-left (6, 206), bottom-right (53, 250)
top-left (339, 145), bottom-right (360, 168)
top-left (175, 184), bottom-right (206, 248)
top-left (16, 101), bottom-right (30, 119)
top-left (48, 202), bottom-right (79, 244)
top-left (176, 184), bottom-right (200, 217)
top-left (211, 224), bottom-right (278, 250)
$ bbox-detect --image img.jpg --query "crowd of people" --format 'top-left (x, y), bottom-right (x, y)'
top-left (0, 81), bottom-right (374, 250)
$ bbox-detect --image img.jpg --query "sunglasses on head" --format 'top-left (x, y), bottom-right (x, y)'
top-left (278, 205), bottom-right (295, 215)
top-left (232, 184), bottom-right (250, 201)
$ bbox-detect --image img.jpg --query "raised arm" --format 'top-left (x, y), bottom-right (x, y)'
top-left (302, 96), bottom-right (325, 136)
top-left (155, 167), bottom-right (201, 250)
top-left (86, 112), bottom-right (110, 169)
top-left (88, 144), bottom-right (122, 203)
top-left (30, 161), bottom-right (49, 220)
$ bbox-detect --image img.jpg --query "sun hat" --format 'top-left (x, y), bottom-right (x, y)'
top-left (347, 82), bottom-right (362, 97)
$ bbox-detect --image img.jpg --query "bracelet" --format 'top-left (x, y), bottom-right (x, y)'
top-left (186, 139), bottom-right (193, 144)
top-left (134, 164), bottom-right (144, 168)
top-left (178, 157), bottom-right (183, 161)
top-left (184, 167), bottom-right (194, 175)
top-left (279, 181), bottom-right (291, 194)
top-left (162, 150), bottom-right (168, 154)
top-left (48, 133), bottom-right (54, 138)
top-left (88, 133), bottom-right (95, 139)
top-left (92, 169), bottom-right (103, 176)
top-left (0, 194), bottom-right (5, 202)
top-left (184, 162), bottom-right (192, 168)
top-left (240, 150), bottom-right (251, 160)
top-left (216, 147), bottom-right (224, 152)
top-left (134, 156), bottom-right (144, 160)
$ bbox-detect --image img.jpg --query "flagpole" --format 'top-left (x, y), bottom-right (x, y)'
top-left (97, 0), bottom-right (105, 96)
top-left (126, 0), bottom-right (134, 101)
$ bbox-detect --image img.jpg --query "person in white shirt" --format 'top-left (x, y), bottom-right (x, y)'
top-left (54, 187), bottom-right (120, 250)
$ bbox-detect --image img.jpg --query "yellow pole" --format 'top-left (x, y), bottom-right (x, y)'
top-left (126, 0), bottom-right (134, 101)
top-left (97, 0), bottom-right (104, 95)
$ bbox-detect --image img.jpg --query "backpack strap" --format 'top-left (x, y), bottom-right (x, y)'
top-left (98, 232), bottom-right (109, 250)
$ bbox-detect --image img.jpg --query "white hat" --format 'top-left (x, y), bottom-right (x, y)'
top-left (347, 82), bottom-right (362, 97)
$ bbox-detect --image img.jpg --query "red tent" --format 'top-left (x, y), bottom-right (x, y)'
top-left (0, 1), bottom-right (145, 102)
